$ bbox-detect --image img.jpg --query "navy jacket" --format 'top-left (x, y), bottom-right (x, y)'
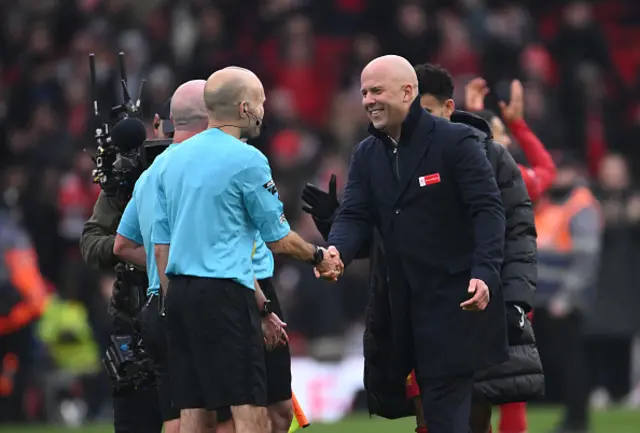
top-left (328, 98), bottom-right (509, 379)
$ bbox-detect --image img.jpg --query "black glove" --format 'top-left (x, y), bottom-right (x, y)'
top-left (301, 174), bottom-right (340, 240)
top-left (505, 303), bottom-right (526, 345)
top-left (301, 174), bottom-right (339, 220)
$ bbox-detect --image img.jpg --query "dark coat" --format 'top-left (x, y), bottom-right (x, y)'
top-left (319, 110), bottom-right (543, 417)
top-left (328, 98), bottom-right (509, 381)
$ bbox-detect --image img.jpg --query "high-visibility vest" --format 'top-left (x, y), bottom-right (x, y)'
top-left (534, 187), bottom-right (599, 300)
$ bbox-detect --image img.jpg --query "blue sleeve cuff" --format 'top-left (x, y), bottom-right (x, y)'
top-left (117, 222), bottom-right (143, 245)
top-left (261, 221), bottom-right (291, 243)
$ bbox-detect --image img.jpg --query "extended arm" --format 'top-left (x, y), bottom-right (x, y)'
top-left (447, 133), bottom-right (506, 287)
top-left (327, 144), bottom-right (374, 267)
top-left (242, 151), bottom-right (332, 269)
top-left (114, 197), bottom-right (146, 268)
top-left (510, 118), bottom-right (556, 202)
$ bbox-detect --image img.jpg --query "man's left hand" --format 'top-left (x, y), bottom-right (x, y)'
top-left (262, 313), bottom-right (289, 350)
top-left (460, 278), bottom-right (490, 311)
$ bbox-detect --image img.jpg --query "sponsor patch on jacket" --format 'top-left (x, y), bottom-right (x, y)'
top-left (418, 173), bottom-right (441, 187)
top-left (263, 179), bottom-right (278, 195)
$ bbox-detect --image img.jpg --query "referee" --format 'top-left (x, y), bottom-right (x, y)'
top-left (113, 80), bottom-right (208, 433)
top-left (152, 66), bottom-right (341, 433)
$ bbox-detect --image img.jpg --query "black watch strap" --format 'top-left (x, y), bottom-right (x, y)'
top-left (260, 299), bottom-right (272, 318)
top-left (310, 245), bottom-right (324, 266)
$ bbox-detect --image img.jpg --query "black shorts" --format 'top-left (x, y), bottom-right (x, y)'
top-left (113, 385), bottom-right (163, 433)
top-left (166, 276), bottom-right (267, 411)
top-left (139, 295), bottom-right (180, 422)
top-left (217, 277), bottom-right (292, 423)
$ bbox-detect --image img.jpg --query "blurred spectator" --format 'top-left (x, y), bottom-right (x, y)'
top-left (587, 154), bottom-right (640, 406)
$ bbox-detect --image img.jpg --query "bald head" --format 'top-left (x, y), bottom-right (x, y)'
top-left (170, 80), bottom-right (208, 132)
top-left (361, 55), bottom-right (418, 94)
top-left (204, 67), bottom-right (265, 121)
top-left (360, 55), bottom-right (419, 134)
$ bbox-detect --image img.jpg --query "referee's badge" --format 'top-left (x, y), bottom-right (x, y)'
top-left (279, 213), bottom-right (287, 224)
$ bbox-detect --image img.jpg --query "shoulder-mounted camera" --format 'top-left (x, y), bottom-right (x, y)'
top-left (87, 52), bottom-right (147, 203)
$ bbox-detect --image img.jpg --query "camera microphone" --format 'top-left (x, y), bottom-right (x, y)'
top-left (111, 117), bottom-right (147, 153)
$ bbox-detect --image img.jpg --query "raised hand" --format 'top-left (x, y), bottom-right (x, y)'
top-left (464, 77), bottom-right (489, 112)
top-left (301, 174), bottom-right (339, 221)
top-left (262, 312), bottom-right (289, 350)
top-left (313, 246), bottom-right (344, 282)
top-left (498, 79), bottom-right (524, 123)
top-left (460, 278), bottom-right (490, 311)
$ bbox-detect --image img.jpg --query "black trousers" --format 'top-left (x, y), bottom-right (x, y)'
top-left (416, 372), bottom-right (474, 433)
top-left (533, 308), bottom-right (589, 430)
top-left (113, 385), bottom-right (163, 433)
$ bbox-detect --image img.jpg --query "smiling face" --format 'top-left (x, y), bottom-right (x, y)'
top-left (360, 58), bottom-right (417, 134)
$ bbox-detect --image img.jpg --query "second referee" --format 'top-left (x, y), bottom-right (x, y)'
top-left (152, 67), bottom-right (341, 433)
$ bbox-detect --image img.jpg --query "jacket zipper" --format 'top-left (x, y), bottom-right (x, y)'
top-left (390, 137), bottom-right (400, 181)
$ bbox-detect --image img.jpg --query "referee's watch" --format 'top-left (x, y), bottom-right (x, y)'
top-left (310, 245), bottom-right (324, 266)
top-left (259, 299), bottom-right (272, 318)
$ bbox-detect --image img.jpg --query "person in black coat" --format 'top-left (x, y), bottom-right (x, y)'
top-left (303, 63), bottom-right (543, 433)
top-left (315, 55), bottom-right (508, 433)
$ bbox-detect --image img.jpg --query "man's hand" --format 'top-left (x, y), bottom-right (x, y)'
top-left (301, 174), bottom-right (339, 220)
top-left (314, 246), bottom-right (344, 282)
top-left (464, 77), bottom-right (489, 112)
top-left (262, 312), bottom-right (289, 351)
top-left (498, 79), bottom-right (524, 123)
top-left (460, 278), bottom-right (490, 311)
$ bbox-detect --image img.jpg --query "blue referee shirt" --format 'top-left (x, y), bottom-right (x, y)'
top-left (252, 234), bottom-right (274, 280)
top-left (152, 128), bottom-right (290, 290)
top-left (117, 144), bottom-right (177, 296)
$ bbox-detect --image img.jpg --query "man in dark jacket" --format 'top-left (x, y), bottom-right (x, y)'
top-left (319, 55), bottom-right (508, 433)
top-left (78, 103), bottom-right (174, 433)
top-left (302, 63), bottom-right (542, 433)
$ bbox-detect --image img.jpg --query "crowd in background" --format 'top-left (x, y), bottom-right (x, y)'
top-left (1, 0), bottom-right (640, 425)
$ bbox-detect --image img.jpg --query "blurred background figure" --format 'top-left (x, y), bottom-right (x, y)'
top-left (0, 0), bottom-right (640, 431)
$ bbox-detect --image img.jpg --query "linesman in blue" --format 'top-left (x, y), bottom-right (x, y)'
top-left (152, 67), bottom-right (342, 433)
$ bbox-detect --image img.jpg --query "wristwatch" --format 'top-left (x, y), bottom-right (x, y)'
top-left (259, 299), bottom-right (272, 318)
top-left (310, 245), bottom-right (324, 266)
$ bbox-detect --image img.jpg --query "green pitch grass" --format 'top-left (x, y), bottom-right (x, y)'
top-left (1, 407), bottom-right (639, 433)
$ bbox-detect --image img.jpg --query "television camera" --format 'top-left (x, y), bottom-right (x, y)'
top-left (88, 52), bottom-right (149, 202)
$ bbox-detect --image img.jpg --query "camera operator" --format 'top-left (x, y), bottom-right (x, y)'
top-left (79, 102), bottom-right (173, 433)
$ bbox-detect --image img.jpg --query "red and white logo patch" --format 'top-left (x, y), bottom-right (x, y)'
top-left (418, 173), bottom-right (441, 187)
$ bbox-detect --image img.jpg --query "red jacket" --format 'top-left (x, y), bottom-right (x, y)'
top-left (508, 119), bottom-right (556, 202)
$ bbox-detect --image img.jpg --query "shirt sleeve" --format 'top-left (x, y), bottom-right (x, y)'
top-left (241, 152), bottom-right (291, 243)
top-left (151, 172), bottom-right (171, 245)
top-left (117, 196), bottom-right (143, 245)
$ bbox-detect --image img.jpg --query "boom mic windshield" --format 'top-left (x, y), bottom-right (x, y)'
top-left (110, 117), bottom-right (147, 153)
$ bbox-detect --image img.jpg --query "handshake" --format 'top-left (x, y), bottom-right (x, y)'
top-left (301, 173), bottom-right (344, 282)
top-left (313, 246), bottom-right (344, 282)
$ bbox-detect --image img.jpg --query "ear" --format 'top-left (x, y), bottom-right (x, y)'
top-left (444, 99), bottom-right (455, 117)
top-left (404, 85), bottom-right (415, 103)
top-left (240, 101), bottom-right (248, 117)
